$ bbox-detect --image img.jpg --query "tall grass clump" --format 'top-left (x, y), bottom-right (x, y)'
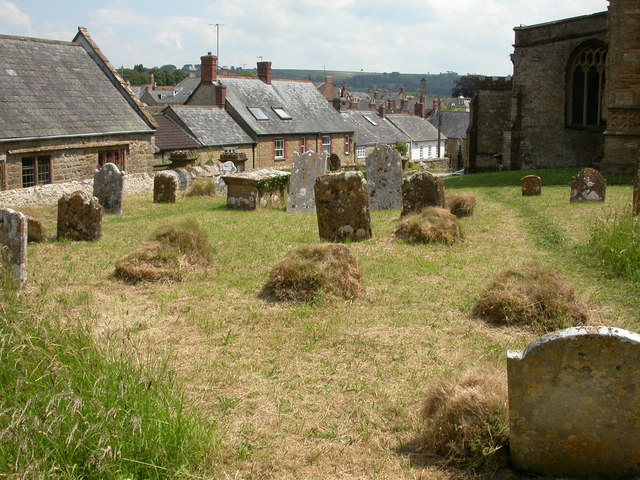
top-left (419, 369), bottom-right (509, 473)
top-left (589, 213), bottom-right (640, 282)
top-left (0, 278), bottom-right (215, 478)
top-left (115, 219), bottom-right (213, 283)
top-left (445, 193), bottom-right (476, 218)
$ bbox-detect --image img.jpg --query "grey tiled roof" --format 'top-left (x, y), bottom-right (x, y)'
top-left (166, 106), bottom-right (254, 146)
top-left (386, 114), bottom-right (444, 142)
top-left (0, 34), bottom-right (152, 140)
top-left (340, 110), bottom-right (410, 146)
top-left (159, 78), bottom-right (201, 105)
top-left (222, 78), bottom-right (351, 136)
top-left (427, 111), bottom-right (470, 140)
top-left (152, 113), bottom-right (201, 151)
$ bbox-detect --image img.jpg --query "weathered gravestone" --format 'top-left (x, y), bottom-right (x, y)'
top-left (153, 172), bottom-right (178, 203)
top-left (223, 169), bottom-right (290, 211)
top-left (57, 191), bottom-right (103, 241)
top-left (287, 151), bottom-right (327, 212)
top-left (508, 326), bottom-right (640, 478)
top-left (27, 216), bottom-right (46, 243)
top-left (401, 170), bottom-right (445, 216)
top-left (93, 162), bottom-right (125, 214)
top-left (329, 153), bottom-right (341, 171)
top-left (570, 167), bottom-right (606, 203)
top-left (0, 208), bottom-right (27, 286)
top-left (521, 175), bottom-right (542, 196)
top-left (314, 171), bottom-right (372, 242)
top-left (365, 144), bottom-right (403, 210)
top-left (215, 161), bottom-right (237, 196)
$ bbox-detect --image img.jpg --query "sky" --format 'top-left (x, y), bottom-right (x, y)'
top-left (1, 0), bottom-right (607, 76)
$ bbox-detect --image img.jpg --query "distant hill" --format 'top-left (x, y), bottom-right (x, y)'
top-left (271, 69), bottom-right (461, 97)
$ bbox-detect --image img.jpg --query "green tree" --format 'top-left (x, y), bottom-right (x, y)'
top-left (393, 141), bottom-right (408, 157)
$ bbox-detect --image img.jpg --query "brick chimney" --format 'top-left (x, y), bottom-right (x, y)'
top-left (216, 81), bottom-right (227, 107)
top-left (200, 52), bottom-right (217, 84)
top-left (388, 99), bottom-right (396, 110)
top-left (257, 61), bottom-right (272, 84)
top-left (400, 98), bottom-right (408, 114)
top-left (414, 101), bottom-right (426, 118)
top-left (368, 98), bottom-right (377, 110)
top-left (378, 105), bottom-right (386, 119)
top-left (421, 77), bottom-right (427, 98)
top-left (433, 99), bottom-right (440, 112)
top-left (332, 98), bottom-right (342, 112)
top-left (348, 98), bottom-right (359, 110)
top-left (373, 89), bottom-right (380, 101)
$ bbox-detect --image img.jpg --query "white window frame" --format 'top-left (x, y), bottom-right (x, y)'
top-left (357, 146), bottom-right (366, 159)
top-left (274, 138), bottom-right (285, 160)
top-left (344, 135), bottom-right (351, 155)
top-left (322, 135), bottom-right (331, 154)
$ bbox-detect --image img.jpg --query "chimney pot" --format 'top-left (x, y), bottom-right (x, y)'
top-left (200, 52), bottom-right (218, 84)
top-left (378, 105), bottom-right (386, 119)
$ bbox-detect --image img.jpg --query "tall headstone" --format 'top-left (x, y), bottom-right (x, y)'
top-left (153, 172), bottom-right (178, 203)
top-left (56, 191), bottom-right (103, 241)
top-left (521, 175), bottom-right (542, 196)
top-left (401, 170), bottom-right (445, 216)
top-left (93, 162), bottom-right (125, 214)
top-left (0, 208), bottom-right (27, 286)
top-left (314, 171), bottom-right (372, 242)
top-left (570, 167), bottom-right (606, 203)
top-left (508, 326), bottom-right (640, 477)
top-left (215, 161), bottom-right (237, 196)
top-left (287, 151), bottom-right (327, 213)
top-left (365, 144), bottom-right (403, 210)
top-left (329, 153), bottom-right (341, 171)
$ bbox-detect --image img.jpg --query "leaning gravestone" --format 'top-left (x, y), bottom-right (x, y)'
top-left (570, 167), bottom-right (606, 202)
top-left (27, 216), bottom-right (46, 243)
top-left (365, 144), bottom-right (403, 210)
top-left (57, 191), bottom-right (103, 241)
top-left (0, 208), bottom-right (27, 286)
top-left (93, 162), bottom-right (125, 214)
top-left (215, 161), bottom-right (237, 196)
top-left (401, 170), bottom-right (445, 216)
top-left (153, 172), bottom-right (178, 203)
top-left (287, 151), bottom-right (327, 212)
top-left (521, 175), bottom-right (542, 196)
top-left (508, 326), bottom-right (640, 478)
top-left (314, 171), bottom-right (372, 242)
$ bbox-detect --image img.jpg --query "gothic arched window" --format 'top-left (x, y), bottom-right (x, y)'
top-left (567, 41), bottom-right (607, 128)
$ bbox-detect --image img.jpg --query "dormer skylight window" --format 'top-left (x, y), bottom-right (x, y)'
top-left (248, 107), bottom-right (269, 120)
top-left (363, 115), bottom-right (378, 126)
top-left (272, 107), bottom-right (292, 120)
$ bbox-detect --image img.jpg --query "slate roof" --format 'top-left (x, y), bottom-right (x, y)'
top-left (220, 78), bottom-right (351, 136)
top-left (340, 110), bottom-right (410, 146)
top-left (0, 34), bottom-right (153, 141)
top-left (427, 111), bottom-right (470, 140)
top-left (152, 113), bottom-right (201, 152)
top-left (164, 106), bottom-right (255, 147)
top-left (386, 114), bottom-right (444, 142)
top-left (157, 78), bottom-right (201, 105)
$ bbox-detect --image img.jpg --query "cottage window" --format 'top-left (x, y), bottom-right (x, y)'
top-left (322, 135), bottom-right (331, 154)
top-left (274, 138), bottom-right (285, 160)
top-left (419, 146), bottom-right (424, 159)
top-left (300, 137), bottom-right (306, 153)
top-left (567, 41), bottom-right (607, 128)
top-left (344, 135), bottom-right (351, 155)
top-left (357, 146), bottom-right (366, 159)
top-left (22, 155), bottom-right (51, 188)
top-left (427, 145), bottom-right (432, 158)
top-left (99, 149), bottom-right (126, 170)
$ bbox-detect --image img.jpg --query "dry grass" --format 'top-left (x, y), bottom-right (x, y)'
top-left (419, 369), bottom-right (509, 472)
top-left (472, 263), bottom-right (589, 332)
top-left (446, 193), bottom-right (476, 218)
top-left (114, 218), bottom-right (213, 283)
top-left (395, 207), bottom-right (463, 245)
top-left (184, 177), bottom-right (217, 197)
top-left (259, 244), bottom-right (365, 303)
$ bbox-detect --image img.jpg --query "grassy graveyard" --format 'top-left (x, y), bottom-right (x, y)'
top-left (3, 173), bottom-right (640, 479)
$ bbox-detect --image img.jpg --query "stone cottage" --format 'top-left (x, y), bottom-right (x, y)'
top-left (0, 28), bottom-right (156, 191)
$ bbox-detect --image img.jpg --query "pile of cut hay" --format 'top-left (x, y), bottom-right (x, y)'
top-left (115, 219), bottom-right (213, 283)
top-left (472, 263), bottom-right (588, 331)
top-left (445, 193), bottom-right (476, 218)
top-left (184, 177), bottom-right (216, 197)
top-left (260, 244), bottom-right (365, 303)
top-left (420, 369), bottom-right (509, 472)
top-left (395, 207), bottom-right (462, 245)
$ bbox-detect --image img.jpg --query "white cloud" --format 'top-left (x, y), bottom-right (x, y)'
top-left (0, 1), bottom-right (31, 31)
